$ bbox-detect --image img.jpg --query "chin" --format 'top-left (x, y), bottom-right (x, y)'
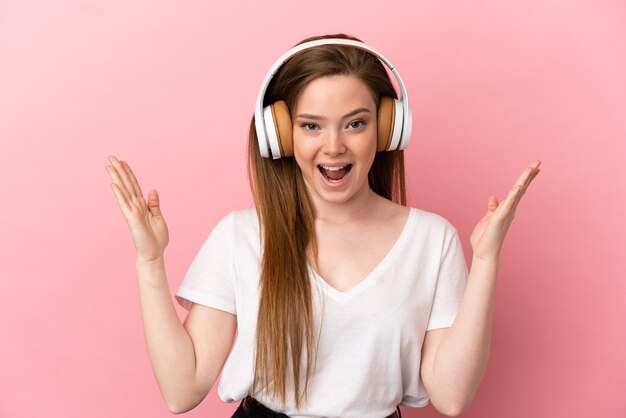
top-left (315, 184), bottom-right (369, 205)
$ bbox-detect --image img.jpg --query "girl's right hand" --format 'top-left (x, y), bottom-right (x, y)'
top-left (106, 155), bottom-right (169, 264)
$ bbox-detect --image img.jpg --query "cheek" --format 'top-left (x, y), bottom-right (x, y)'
top-left (356, 130), bottom-right (378, 160)
top-left (292, 136), bottom-right (314, 172)
top-left (293, 132), bottom-right (316, 160)
top-left (357, 132), bottom-right (378, 171)
top-left (365, 150), bottom-right (377, 172)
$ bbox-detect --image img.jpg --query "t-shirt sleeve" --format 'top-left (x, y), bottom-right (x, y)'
top-left (426, 227), bottom-right (468, 331)
top-left (175, 212), bottom-right (237, 315)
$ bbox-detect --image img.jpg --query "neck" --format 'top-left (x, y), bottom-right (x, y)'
top-left (309, 186), bottom-right (382, 225)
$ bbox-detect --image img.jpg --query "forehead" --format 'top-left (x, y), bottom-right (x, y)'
top-left (294, 75), bottom-right (376, 116)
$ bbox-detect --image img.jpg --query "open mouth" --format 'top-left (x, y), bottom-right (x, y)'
top-left (318, 164), bottom-right (353, 182)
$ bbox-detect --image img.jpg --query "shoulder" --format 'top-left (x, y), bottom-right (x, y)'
top-left (229, 207), bottom-right (258, 226)
top-left (214, 207), bottom-right (258, 233)
top-left (408, 206), bottom-right (459, 236)
top-left (373, 197), bottom-right (458, 236)
top-left (204, 207), bottom-right (258, 240)
top-left (218, 208), bottom-right (261, 249)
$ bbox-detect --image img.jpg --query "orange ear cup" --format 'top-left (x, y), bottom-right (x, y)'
top-left (271, 97), bottom-right (396, 157)
top-left (270, 100), bottom-right (293, 157)
top-left (376, 96), bottom-right (395, 152)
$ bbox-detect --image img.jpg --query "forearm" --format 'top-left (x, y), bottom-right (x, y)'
top-left (431, 256), bottom-right (498, 414)
top-left (136, 258), bottom-right (200, 412)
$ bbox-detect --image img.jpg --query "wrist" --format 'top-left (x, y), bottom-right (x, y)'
top-left (135, 256), bottom-right (165, 270)
top-left (471, 253), bottom-right (500, 266)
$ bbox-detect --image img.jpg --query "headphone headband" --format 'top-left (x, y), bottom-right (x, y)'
top-left (254, 38), bottom-right (412, 158)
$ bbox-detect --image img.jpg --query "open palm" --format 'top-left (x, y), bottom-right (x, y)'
top-left (106, 155), bottom-right (169, 263)
top-left (470, 160), bottom-right (541, 262)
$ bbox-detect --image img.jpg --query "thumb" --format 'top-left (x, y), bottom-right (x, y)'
top-left (147, 189), bottom-right (163, 217)
top-left (487, 195), bottom-right (499, 212)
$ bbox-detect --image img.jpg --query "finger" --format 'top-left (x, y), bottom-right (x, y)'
top-left (518, 166), bottom-right (541, 201)
top-left (512, 165), bottom-right (537, 191)
top-left (106, 161), bottom-right (132, 205)
top-left (109, 181), bottom-right (132, 216)
top-left (147, 189), bottom-right (163, 217)
top-left (493, 161), bottom-right (541, 221)
top-left (108, 156), bottom-right (137, 202)
top-left (487, 195), bottom-right (499, 212)
top-left (520, 169), bottom-right (539, 198)
top-left (120, 160), bottom-right (145, 201)
top-left (497, 184), bottom-right (524, 216)
top-left (517, 160), bottom-right (541, 185)
top-left (511, 162), bottom-right (541, 201)
top-left (524, 161), bottom-right (541, 185)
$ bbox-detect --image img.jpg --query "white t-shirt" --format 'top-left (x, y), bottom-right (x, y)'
top-left (175, 207), bottom-right (468, 418)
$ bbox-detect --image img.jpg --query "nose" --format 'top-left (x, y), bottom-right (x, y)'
top-left (323, 129), bottom-right (346, 156)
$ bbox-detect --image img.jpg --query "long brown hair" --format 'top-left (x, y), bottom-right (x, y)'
top-left (247, 33), bottom-right (407, 408)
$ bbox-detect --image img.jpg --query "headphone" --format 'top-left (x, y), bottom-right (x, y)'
top-left (254, 38), bottom-right (412, 159)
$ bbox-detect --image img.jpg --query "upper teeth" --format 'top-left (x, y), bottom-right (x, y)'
top-left (321, 165), bottom-right (348, 171)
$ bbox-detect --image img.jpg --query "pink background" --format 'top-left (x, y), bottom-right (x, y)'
top-left (1, 1), bottom-right (625, 417)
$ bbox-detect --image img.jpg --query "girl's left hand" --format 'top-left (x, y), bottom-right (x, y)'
top-left (470, 160), bottom-right (541, 262)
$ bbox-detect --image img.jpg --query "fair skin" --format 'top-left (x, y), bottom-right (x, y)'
top-left (106, 156), bottom-right (236, 413)
top-left (292, 74), bottom-right (410, 291)
top-left (294, 75), bottom-right (541, 417)
top-left (107, 74), bottom-right (540, 416)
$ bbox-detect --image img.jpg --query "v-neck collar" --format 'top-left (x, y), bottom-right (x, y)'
top-left (309, 208), bottom-right (416, 305)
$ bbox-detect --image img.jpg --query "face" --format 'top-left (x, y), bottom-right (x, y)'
top-left (292, 74), bottom-right (378, 207)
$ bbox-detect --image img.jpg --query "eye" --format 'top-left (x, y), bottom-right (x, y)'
top-left (348, 120), bottom-right (365, 129)
top-left (301, 123), bottom-right (318, 132)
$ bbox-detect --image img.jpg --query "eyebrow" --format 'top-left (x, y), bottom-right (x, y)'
top-left (295, 107), bottom-right (371, 121)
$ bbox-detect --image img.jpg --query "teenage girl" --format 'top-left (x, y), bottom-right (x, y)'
top-left (106, 33), bottom-right (541, 418)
